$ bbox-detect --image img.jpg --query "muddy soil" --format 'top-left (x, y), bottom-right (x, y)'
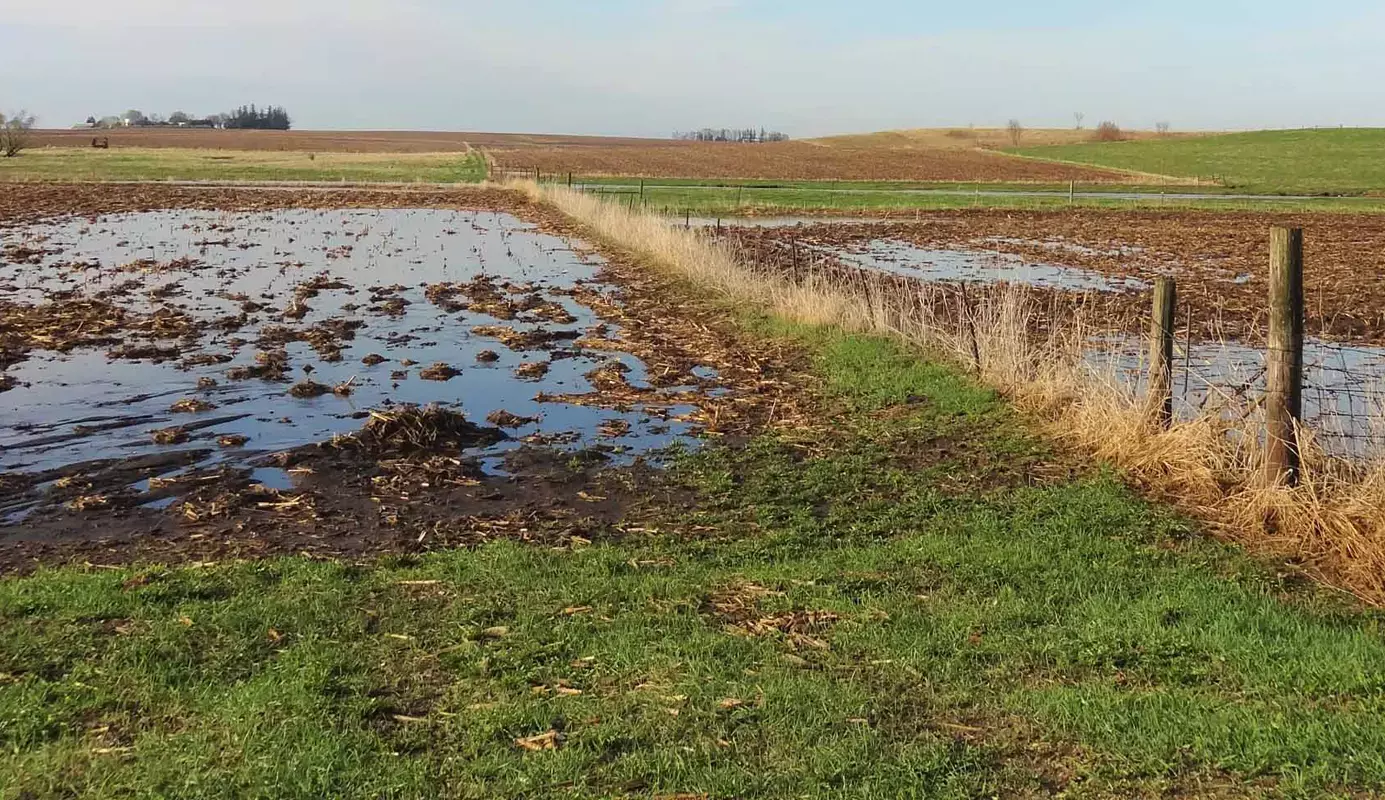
top-left (0, 185), bottom-right (814, 571)
top-left (720, 210), bottom-right (1385, 346)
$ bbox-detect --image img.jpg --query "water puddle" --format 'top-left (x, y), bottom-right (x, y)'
top-left (1087, 337), bottom-right (1385, 457)
top-left (0, 209), bottom-right (721, 513)
top-left (829, 239), bottom-right (1148, 293)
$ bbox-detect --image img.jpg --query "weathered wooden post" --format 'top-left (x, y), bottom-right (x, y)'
top-left (1069, 180), bottom-right (1076, 205)
top-left (959, 283), bottom-right (982, 374)
top-left (1147, 277), bottom-right (1177, 428)
top-left (1266, 227), bottom-right (1304, 486)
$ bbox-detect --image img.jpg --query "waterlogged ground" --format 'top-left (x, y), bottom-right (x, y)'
top-left (716, 216), bottom-right (1385, 458)
top-left (0, 199), bottom-right (803, 567)
top-left (1, 209), bottom-right (703, 478)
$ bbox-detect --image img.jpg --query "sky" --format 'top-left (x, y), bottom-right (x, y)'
top-left (3, 0), bottom-right (1385, 137)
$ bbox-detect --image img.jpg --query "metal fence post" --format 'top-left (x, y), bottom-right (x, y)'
top-left (1266, 227), bottom-right (1304, 486)
top-left (1148, 277), bottom-right (1177, 428)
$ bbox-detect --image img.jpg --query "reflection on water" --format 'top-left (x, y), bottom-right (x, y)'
top-left (1086, 336), bottom-right (1385, 458)
top-left (831, 239), bottom-right (1148, 293)
top-left (0, 209), bottom-right (721, 499)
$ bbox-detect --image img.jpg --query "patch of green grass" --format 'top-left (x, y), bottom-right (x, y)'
top-left (4, 324), bottom-right (1385, 798)
top-left (1013, 128), bottom-right (1385, 196)
top-left (0, 148), bottom-right (489, 184)
top-left (583, 181), bottom-right (1385, 216)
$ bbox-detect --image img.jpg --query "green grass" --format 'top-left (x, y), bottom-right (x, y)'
top-left (4, 323), bottom-right (1385, 797)
top-left (590, 183), bottom-right (1385, 216)
top-left (1013, 129), bottom-right (1385, 196)
top-left (0, 148), bottom-right (489, 184)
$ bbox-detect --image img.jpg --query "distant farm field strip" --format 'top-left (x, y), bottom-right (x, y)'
top-left (0, 148), bottom-right (489, 183)
top-left (489, 140), bottom-right (1141, 182)
top-left (1014, 129), bottom-right (1385, 195)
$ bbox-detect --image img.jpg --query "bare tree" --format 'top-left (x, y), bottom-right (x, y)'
top-left (1074, 112), bottom-right (1085, 130)
top-left (1007, 119), bottom-right (1024, 146)
top-left (0, 111), bottom-right (36, 158)
top-left (1155, 121), bottom-right (1172, 137)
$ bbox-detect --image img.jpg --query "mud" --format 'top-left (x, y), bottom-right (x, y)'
top-left (0, 185), bottom-right (814, 571)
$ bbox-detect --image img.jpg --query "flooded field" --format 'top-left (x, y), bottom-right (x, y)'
top-left (0, 206), bottom-right (736, 536)
top-left (828, 239), bottom-right (1148, 292)
top-left (713, 214), bottom-right (1385, 458)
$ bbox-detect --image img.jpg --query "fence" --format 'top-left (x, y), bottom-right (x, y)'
top-left (705, 221), bottom-right (1384, 478)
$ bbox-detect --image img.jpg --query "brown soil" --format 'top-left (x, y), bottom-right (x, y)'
top-left (723, 209), bottom-right (1385, 345)
top-left (28, 129), bottom-right (662, 154)
top-left (491, 140), bottom-right (1133, 183)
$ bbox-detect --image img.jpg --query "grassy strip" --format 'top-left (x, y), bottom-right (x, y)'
top-left (1013, 129), bottom-right (1385, 196)
top-left (571, 176), bottom-right (1232, 193)
top-left (0, 148), bottom-right (489, 184)
top-left (5, 325), bottom-right (1385, 798)
top-left (574, 183), bottom-right (1385, 216)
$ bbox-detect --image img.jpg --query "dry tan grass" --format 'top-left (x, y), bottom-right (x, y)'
top-left (521, 180), bottom-right (1385, 606)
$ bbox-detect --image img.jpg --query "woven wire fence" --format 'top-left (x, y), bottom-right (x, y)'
top-left (1089, 335), bottom-right (1385, 460)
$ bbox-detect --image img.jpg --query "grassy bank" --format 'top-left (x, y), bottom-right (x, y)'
top-left (0, 148), bottom-right (489, 184)
top-left (6, 324), bottom-right (1385, 798)
top-left (525, 182), bottom-right (1385, 604)
top-left (1013, 129), bottom-right (1385, 196)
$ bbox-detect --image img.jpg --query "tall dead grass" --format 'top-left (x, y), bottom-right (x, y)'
top-left (519, 180), bottom-right (1385, 606)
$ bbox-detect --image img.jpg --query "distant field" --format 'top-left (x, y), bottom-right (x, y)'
top-left (26, 129), bottom-right (655, 154)
top-left (1013, 129), bottom-right (1385, 195)
top-left (23, 129), bottom-right (1148, 184)
top-left (0, 148), bottom-right (488, 183)
top-left (813, 126), bottom-right (1197, 151)
top-left (491, 139), bottom-right (1138, 183)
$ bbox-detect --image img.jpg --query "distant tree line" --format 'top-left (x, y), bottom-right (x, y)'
top-left (673, 128), bottom-right (790, 143)
top-left (222, 105), bottom-right (292, 131)
top-left (82, 105), bottom-right (292, 131)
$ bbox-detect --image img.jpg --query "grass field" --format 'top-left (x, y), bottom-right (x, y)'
top-left (578, 181), bottom-right (1385, 216)
top-left (5, 321), bottom-right (1385, 798)
top-left (0, 148), bottom-right (489, 184)
top-left (1014, 129), bottom-right (1385, 196)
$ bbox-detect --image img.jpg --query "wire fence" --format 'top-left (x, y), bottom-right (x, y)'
top-left (698, 221), bottom-right (1382, 470)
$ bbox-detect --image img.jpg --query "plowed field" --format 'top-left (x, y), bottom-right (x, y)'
top-left (727, 210), bottom-right (1385, 344)
top-left (490, 140), bottom-right (1135, 182)
top-left (28, 129), bottom-right (655, 153)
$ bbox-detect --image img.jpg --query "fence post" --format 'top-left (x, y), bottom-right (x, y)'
top-left (1069, 180), bottom-right (1075, 205)
top-left (959, 283), bottom-right (982, 374)
top-left (1266, 227), bottom-right (1304, 486)
top-left (1147, 277), bottom-right (1176, 428)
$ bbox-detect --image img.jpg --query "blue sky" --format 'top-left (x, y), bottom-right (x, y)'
top-left (3, 0), bottom-right (1384, 135)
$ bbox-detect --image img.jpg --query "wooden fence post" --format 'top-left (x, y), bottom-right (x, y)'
top-left (1147, 277), bottom-right (1176, 428)
top-left (1266, 227), bottom-right (1304, 486)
